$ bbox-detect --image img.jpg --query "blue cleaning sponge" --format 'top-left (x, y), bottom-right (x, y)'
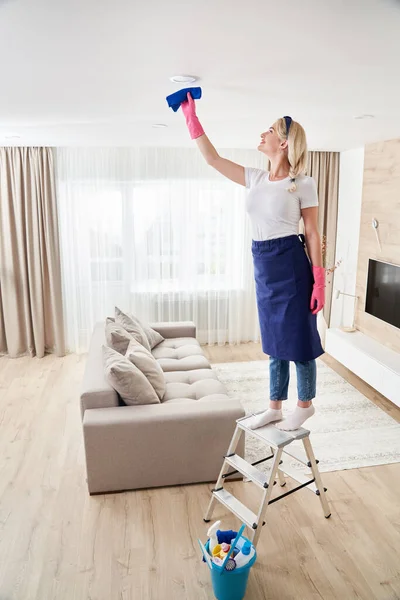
top-left (217, 529), bottom-right (238, 544)
top-left (166, 87), bottom-right (202, 112)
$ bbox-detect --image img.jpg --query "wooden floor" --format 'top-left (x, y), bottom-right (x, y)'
top-left (1, 345), bottom-right (400, 600)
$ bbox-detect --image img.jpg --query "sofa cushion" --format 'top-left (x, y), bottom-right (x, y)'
top-left (103, 346), bottom-right (160, 406)
top-left (152, 337), bottom-right (210, 372)
top-left (154, 338), bottom-right (201, 351)
top-left (125, 339), bottom-right (166, 401)
top-left (164, 379), bottom-right (228, 402)
top-left (162, 368), bottom-right (229, 403)
top-left (105, 321), bottom-right (133, 355)
top-left (163, 369), bottom-right (217, 384)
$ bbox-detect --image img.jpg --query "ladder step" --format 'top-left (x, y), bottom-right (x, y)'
top-left (225, 454), bottom-right (271, 489)
top-left (279, 458), bottom-right (318, 493)
top-left (212, 488), bottom-right (258, 530)
top-left (237, 416), bottom-right (310, 448)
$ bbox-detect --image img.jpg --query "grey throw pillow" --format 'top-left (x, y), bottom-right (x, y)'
top-left (125, 339), bottom-right (166, 401)
top-left (142, 321), bottom-right (164, 350)
top-left (102, 346), bottom-right (160, 406)
top-left (115, 307), bottom-right (151, 351)
top-left (115, 306), bottom-right (164, 350)
top-left (105, 321), bottom-right (133, 355)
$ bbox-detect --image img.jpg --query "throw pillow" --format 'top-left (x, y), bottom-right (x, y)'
top-left (102, 346), bottom-right (160, 406)
top-left (125, 339), bottom-right (166, 401)
top-left (115, 307), bottom-right (151, 351)
top-left (105, 321), bottom-right (133, 355)
top-left (115, 306), bottom-right (164, 350)
top-left (142, 322), bottom-right (164, 350)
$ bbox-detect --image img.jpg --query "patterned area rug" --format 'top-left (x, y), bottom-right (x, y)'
top-left (212, 360), bottom-right (400, 473)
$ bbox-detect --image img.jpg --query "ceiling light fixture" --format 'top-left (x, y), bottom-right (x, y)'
top-left (4, 134), bottom-right (21, 140)
top-left (354, 114), bottom-right (375, 120)
top-left (169, 75), bottom-right (198, 84)
top-left (152, 123), bottom-right (168, 128)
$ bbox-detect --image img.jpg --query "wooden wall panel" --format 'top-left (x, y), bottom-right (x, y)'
top-left (355, 139), bottom-right (400, 352)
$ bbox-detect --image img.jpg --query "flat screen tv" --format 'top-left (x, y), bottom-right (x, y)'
top-left (365, 259), bottom-right (400, 329)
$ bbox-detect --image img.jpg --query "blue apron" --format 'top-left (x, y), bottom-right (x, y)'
top-left (252, 234), bottom-right (324, 361)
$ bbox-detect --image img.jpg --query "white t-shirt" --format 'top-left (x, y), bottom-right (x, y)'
top-left (245, 167), bottom-right (319, 241)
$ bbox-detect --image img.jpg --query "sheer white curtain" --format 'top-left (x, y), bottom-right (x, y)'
top-left (56, 147), bottom-right (265, 353)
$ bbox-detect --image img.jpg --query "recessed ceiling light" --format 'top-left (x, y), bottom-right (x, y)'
top-left (152, 123), bottom-right (168, 128)
top-left (5, 134), bottom-right (21, 139)
top-left (354, 114), bottom-right (375, 120)
top-left (169, 75), bottom-right (198, 84)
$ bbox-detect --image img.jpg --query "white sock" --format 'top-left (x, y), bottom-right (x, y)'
top-left (276, 404), bottom-right (315, 431)
top-left (248, 409), bottom-right (283, 430)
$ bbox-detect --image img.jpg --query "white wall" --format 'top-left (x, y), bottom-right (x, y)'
top-left (330, 148), bottom-right (365, 329)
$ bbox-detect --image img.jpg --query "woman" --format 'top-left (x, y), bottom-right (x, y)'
top-left (180, 93), bottom-right (325, 431)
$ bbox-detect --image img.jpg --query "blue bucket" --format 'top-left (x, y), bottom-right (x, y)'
top-left (201, 538), bottom-right (257, 600)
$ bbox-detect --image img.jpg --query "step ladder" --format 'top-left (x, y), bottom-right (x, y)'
top-left (204, 413), bottom-right (331, 547)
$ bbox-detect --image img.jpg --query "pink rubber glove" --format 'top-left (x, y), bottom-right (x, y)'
top-left (310, 266), bottom-right (325, 315)
top-left (181, 92), bottom-right (205, 140)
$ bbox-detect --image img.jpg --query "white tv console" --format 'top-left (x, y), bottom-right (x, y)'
top-left (325, 328), bottom-right (400, 408)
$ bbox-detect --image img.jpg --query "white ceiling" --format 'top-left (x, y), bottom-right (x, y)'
top-left (1, 0), bottom-right (400, 150)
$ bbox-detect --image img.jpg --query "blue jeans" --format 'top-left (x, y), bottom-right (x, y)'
top-left (269, 357), bottom-right (317, 402)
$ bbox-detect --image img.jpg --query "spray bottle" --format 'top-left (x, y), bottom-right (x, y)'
top-left (207, 520), bottom-right (221, 555)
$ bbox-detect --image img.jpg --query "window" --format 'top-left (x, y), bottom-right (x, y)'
top-left (63, 178), bottom-right (245, 292)
top-left (131, 180), bottom-right (244, 292)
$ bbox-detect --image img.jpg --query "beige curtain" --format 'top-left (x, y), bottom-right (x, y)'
top-left (307, 151), bottom-right (340, 326)
top-left (0, 147), bottom-right (65, 358)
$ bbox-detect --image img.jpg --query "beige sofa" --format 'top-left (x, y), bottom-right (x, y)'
top-left (80, 320), bottom-right (245, 494)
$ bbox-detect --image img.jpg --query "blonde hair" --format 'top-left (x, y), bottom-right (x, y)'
top-left (272, 117), bottom-right (307, 192)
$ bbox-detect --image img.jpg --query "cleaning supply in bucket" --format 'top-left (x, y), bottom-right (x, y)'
top-left (212, 543), bottom-right (231, 560)
top-left (217, 530), bottom-right (237, 545)
top-left (212, 544), bottom-right (222, 558)
top-left (204, 521), bottom-right (238, 563)
top-left (231, 535), bottom-right (247, 552)
top-left (207, 520), bottom-right (221, 555)
top-left (213, 539), bottom-right (255, 570)
top-left (220, 543), bottom-right (231, 557)
top-left (232, 540), bottom-right (256, 569)
top-left (198, 524), bottom-right (257, 600)
top-left (223, 558), bottom-right (236, 571)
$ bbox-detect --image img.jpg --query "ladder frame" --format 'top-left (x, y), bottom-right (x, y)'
top-left (204, 417), bottom-right (331, 547)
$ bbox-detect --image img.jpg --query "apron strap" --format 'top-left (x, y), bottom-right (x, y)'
top-left (298, 233), bottom-right (306, 248)
top-left (298, 233), bottom-right (313, 265)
